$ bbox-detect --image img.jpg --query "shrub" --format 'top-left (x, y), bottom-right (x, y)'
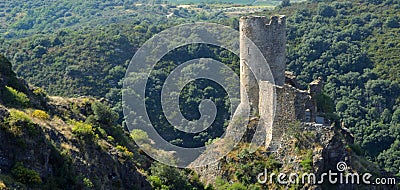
top-left (71, 121), bottom-right (94, 139)
top-left (32, 88), bottom-right (48, 101)
top-left (115, 145), bottom-right (127, 152)
top-left (5, 110), bottom-right (37, 136)
top-left (315, 92), bottom-right (337, 120)
top-left (83, 177), bottom-right (94, 188)
top-left (107, 136), bottom-right (115, 142)
top-left (318, 3), bottom-right (337, 18)
top-left (230, 182), bottom-right (247, 190)
top-left (31, 110), bottom-right (50, 120)
top-left (385, 16), bottom-right (400, 28)
top-left (149, 162), bottom-right (190, 190)
top-left (0, 174), bottom-right (26, 188)
top-left (3, 86), bottom-right (30, 107)
top-left (0, 180), bottom-right (6, 189)
top-left (91, 101), bottom-right (119, 125)
top-left (115, 145), bottom-right (134, 158)
top-left (33, 88), bottom-right (47, 97)
top-left (11, 162), bottom-right (42, 185)
top-left (130, 129), bottom-right (151, 144)
top-left (215, 177), bottom-right (229, 189)
top-left (8, 110), bottom-right (31, 123)
top-left (280, 0), bottom-right (291, 7)
top-left (96, 127), bottom-right (107, 138)
top-left (300, 150), bottom-right (313, 172)
top-left (147, 176), bottom-right (163, 189)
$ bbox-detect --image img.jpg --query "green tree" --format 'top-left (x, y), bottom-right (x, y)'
top-left (148, 162), bottom-right (190, 190)
top-left (32, 45), bottom-right (47, 58)
top-left (391, 107), bottom-right (400, 124)
top-left (280, 0), bottom-right (291, 7)
top-left (318, 4), bottom-right (337, 18)
top-left (381, 109), bottom-right (392, 124)
top-left (11, 162), bottom-right (42, 186)
top-left (92, 101), bottom-right (119, 125)
top-left (385, 16), bottom-right (400, 28)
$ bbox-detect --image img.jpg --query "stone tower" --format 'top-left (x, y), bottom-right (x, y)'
top-left (239, 15), bottom-right (286, 114)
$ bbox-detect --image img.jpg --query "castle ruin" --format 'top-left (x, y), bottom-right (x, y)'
top-left (194, 15), bottom-right (340, 185)
top-left (239, 15), bottom-right (324, 150)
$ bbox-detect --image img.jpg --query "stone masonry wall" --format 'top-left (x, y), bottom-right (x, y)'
top-left (239, 15), bottom-right (286, 114)
top-left (260, 82), bottom-right (309, 150)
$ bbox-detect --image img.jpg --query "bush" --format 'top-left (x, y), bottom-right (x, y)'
top-left (5, 110), bottom-right (37, 136)
top-left (0, 180), bottom-right (6, 189)
top-left (130, 129), bottom-right (150, 144)
top-left (385, 16), bottom-right (400, 28)
top-left (300, 150), bottom-right (313, 172)
top-left (115, 145), bottom-right (134, 158)
top-left (215, 177), bottom-right (229, 189)
top-left (83, 177), bottom-right (94, 188)
top-left (71, 121), bottom-right (94, 139)
top-left (2, 86), bottom-right (30, 108)
top-left (0, 174), bottom-right (26, 188)
top-left (11, 162), bottom-right (42, 186)
top-left (149, 162), bottom-right (190, 190)
top-left (107, 136), bottom-right (115, 142)
top-left (147, 176), bottom-right (164, 189)
top-left (318, 4), bottom-right (337, 18)
top-left (33, 87), bottom-right (48, 100)
top-left (280, 0), bottom-right (291, 7)
top-left (214, 177), bottom-right (248, 190)
top-left (315, 92), bottom-right (336, 120)
top-left (91, 101), bottom-right (119, 125)
top-left (8, 110), bottom-right (32, 123)
top-left (96, 127), bottom-right (107, 138)
top-left (31, 110), bottom-right (50, 120)
top-left (230, 182), bottom-right (247, 190)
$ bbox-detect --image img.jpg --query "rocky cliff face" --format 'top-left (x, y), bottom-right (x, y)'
top-left (193, 121), bottom-right (397, 189)
top-left (0, 55), bottom-right (151, 189)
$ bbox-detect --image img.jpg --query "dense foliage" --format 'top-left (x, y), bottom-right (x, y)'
top-left (11, 162), bottom-right (42, 186)
top-left (148, 162), bottom-right (206, 190)
top-left (1, 0), bottom-right (233, 98)
top-left (141, 44), bottom-right (239, 147)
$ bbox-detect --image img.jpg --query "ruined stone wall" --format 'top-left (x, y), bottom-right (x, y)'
top-left (309, 77), bottom-right (324, 122)
top-left (258, 81), bottom-right (275, 149)
top-left (259, 82), bottom-right (309, 150)
top-left (239, 15), bottom-right (286, 114)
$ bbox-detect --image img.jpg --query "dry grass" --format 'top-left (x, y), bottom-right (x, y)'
top-left (61, 142), bottom-right (79, 153)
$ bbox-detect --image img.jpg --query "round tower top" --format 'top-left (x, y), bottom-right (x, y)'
top-left (240, 15), bottom-right (286, 26)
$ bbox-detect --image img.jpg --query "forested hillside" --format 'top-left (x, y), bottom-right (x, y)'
top-left (0, 0), bottom-right (399, 188)
top-left (1, 0), bottom-right (237, 98)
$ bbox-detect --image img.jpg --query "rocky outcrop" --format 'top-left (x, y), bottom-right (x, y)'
top-left (0, 55), bottom-right (151, 189)
top-left (0, 100), bottom-right (151, 189)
